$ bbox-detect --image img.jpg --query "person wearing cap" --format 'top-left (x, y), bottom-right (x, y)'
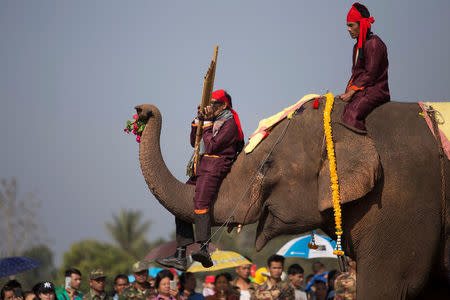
top-left (119, 261), bottom-right (156, 300)
top-left (202, 276), bottom-right (215, 297)
top-left (37, 282), bottom-right (56, 300)
top-left (82, 269), bottom-right (110, 300)
top-left (157, 90), bottom-right (244, 271)
top-left (339, 2), bottom-right (390, 132)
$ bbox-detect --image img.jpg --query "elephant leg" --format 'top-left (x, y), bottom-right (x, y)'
top-left (354, 230), bottom-right (441, 299)
top-left (356, 258), bottom-right (410, 299)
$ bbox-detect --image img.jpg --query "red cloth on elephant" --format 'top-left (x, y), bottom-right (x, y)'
top-left (187, 117), bottom-right (241, 212)
top-left (342, 33), bottom-right (390, 131)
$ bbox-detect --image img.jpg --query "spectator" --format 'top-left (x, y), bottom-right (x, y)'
top-left (23, 292), bottom-right (37, 300)
top-left (112, 275), bottom-right (129, 300)
top-left (148, 277), bottom-right (156, 289)
top-left (205, 273), bottom-right (238, 300)
top-left (311, 281), bottom-right (327, 300)
top-left (179, 272), bottom-right (204, 300)
top-left (82, 269), bottom-right (109, 300)
top-left (255, 255), bottom-right (294, 300)
top-left (312, 263), bottom-right (326, 276)
top-left (2, 280), bottom-right (23, 300)
top-left (287, 264), bottom-right (307, 300)
top-left (1, 284), bottom-right (16, 300)
top-left (305, 262), bottom-right (329, 295)
top-left (57, 268), bottom-right (84, 300)
top-left (37, 282), bottom-right (56, 300)
top-left (202, 277), bottom-right (215, 297)
top-left (120, 261), bottom-right (155, 300)
top-left (152, 269), bottom-right (181, 300)
top-left (32, 283), bottom-right (43, 299)
top-left (326, 270), bottom-right (340, 300)
top-left (334, 257), bottom-right (356, 300)
top-left (230, 264), bottom-right (257, 300)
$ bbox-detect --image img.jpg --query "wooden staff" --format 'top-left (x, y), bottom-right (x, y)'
top-left (195, 45), bottom-right (219, 150)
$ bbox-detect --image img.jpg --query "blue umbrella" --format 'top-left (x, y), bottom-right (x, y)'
top-left (0, 256), bottom-right (43, 278)
top-left (277, 232), bottom-right (337, 259)
top-left (128, 267), bottom-right (181, 283)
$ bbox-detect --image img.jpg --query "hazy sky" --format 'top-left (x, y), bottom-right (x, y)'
top-left (1, 0), bottom-right (449, 266)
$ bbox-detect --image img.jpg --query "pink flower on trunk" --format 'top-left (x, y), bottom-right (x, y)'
top-left (132, 129), bottom-right (137, 135)
top-left (124, 128), bottom-right (130, 133)
top-left (133, 123), bottom-right (139, 130)
top-left (136, 135), bottom-right (141, 143)
top-left (133, 114), bottom-right (139, 120)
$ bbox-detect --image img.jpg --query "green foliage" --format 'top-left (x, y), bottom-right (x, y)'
top-left (105, 210), bottom-right (152, 259)
top-left (59, 240), bottom-right (134, 293)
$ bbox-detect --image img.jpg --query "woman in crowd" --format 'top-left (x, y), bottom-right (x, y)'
top-left (37, 282), bottom-right (56, 300)
top-left (205, 273), bottom-right (238, 300)
top-left (153, 270), bottom-right (182, 300)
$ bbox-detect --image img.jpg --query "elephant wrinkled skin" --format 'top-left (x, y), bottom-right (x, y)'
top-left (135, 98), bottom-right (450, 299)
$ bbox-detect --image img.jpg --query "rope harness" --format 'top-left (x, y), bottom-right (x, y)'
top-left (202, 105), bottom-right (303, 248)
top-left (203, 95), bottom-right (350, 273)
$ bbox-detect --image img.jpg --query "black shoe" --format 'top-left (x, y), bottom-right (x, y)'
top-left (155, 247), bottom-right (187, 271)
top-left (191, 243), bottom-right (213, 268)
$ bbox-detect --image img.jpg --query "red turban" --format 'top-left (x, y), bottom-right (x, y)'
top-left (211, 89), bottom-right (244, 141)
top-left (347, 3), bottom-right (374, 49)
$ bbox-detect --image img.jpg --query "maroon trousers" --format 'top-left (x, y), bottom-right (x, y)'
top-left (190, 169), bottom-right (228, 211)
top-left (342, 91), bottom-right (389, 131)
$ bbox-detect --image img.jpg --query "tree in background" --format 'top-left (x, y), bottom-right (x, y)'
top-left (0, 178), bottom-right (45, 256)
top-left (59, 240), bottom-right (134, 293)
top-left (105, 209), bottom-right (152, 259)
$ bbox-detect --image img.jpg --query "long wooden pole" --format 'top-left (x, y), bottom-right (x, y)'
top-left (195, 45), bottom-right (219, 150)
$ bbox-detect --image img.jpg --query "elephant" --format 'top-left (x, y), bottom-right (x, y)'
top-left (135, 97), bottom-right (450, 299)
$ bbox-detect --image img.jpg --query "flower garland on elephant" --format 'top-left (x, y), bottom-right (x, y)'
top-left (323, 93), bottom-right (345, 256)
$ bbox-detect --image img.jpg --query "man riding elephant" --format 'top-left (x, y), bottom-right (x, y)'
top-left (339, 2), bottom-right (390, 132)
top-left (156, 89), bottom-right (244, 271)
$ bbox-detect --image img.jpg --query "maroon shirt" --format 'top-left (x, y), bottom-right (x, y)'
top-left (346, 33), bottom-right (390, 101)
top-left (342, 33), bottom-right (390, 131)
top-left (189, 117), bottom-right (241, 178)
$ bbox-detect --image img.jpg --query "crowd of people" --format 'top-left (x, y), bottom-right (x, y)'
top-left (0, 254), bottom-right (356, 300)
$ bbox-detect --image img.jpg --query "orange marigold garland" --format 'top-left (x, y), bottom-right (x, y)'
top-left (323, 93), bottom-right (345, 256)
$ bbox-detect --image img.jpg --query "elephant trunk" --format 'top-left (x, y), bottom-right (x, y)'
top-left (136, 104), bottom-right (194, 222)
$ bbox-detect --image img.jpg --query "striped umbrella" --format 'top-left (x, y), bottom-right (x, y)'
top-left (277, 233), bottom-right (337, 259)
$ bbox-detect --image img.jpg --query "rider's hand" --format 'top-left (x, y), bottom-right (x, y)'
top-left (339, 89), bottom-right (356, 102)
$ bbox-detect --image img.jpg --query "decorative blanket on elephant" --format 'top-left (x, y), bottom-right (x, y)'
top-left (419, 101), bottom-right (450, 160)
top-left (244, 94), bottom-right (320, 154)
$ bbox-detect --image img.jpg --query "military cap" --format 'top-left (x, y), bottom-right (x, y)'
top-left (89, 268), bottom-right (106, 280)
top-left (132, 261), bottom-right (149, 273)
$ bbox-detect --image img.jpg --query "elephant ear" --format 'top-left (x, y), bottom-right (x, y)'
top-left (318, 121), bottom-right (382, 212)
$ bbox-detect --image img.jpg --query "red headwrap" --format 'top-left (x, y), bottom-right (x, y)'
top-left (347, 3), bottom-right (374, 49)
top-left (211, 89), bottom-right (244, 141)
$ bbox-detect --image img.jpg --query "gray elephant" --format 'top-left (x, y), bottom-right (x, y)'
top-left (134, 97), bottom-right (450, 299)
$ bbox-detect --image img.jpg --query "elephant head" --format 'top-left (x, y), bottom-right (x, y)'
top-left (135, 97), bottom-right (381, 251)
